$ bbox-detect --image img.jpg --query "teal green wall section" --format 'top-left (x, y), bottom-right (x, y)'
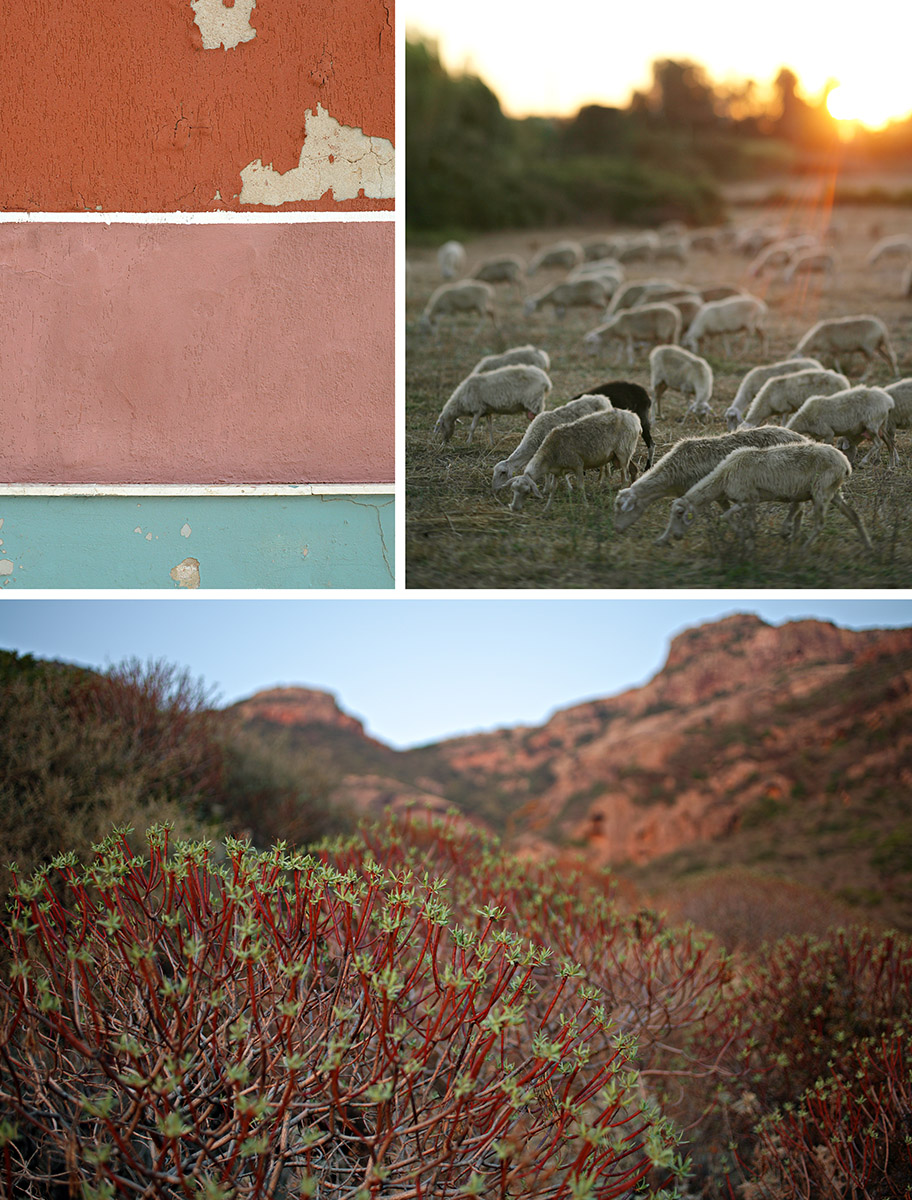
top-left (0, 494), bottom-right (394, 590)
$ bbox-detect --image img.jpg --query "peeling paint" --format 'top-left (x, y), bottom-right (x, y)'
top-left (0, 561), bottom-right (13, 576)
top-left (181, 523), bottom-right (192, 538)
top-left (190, 0), bottom-right (256, 50)
top-left (145, 532), bottom-right (153, 541)
top-left (239, 105), bottom-right (395, 204)
top-left (170, 557), bottom-right (201, 588)
top-left (134, 526), bottom-right (143, 534)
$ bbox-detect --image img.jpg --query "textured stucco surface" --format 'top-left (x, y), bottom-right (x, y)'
top-left (0, 495), bottom-right (395, 589)
top-left (0, 0), bottom-right (394, 212)
top-left (0, 222), bottom-right (394, 485)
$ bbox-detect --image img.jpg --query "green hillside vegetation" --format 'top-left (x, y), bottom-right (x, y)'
top-left (0, 651), bottom-right (350, 903)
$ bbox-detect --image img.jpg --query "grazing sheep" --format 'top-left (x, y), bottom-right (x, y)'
top-left (509, 409), bottom-right (642, 511)
top-left (568, 379), bottom-right (655, 467)
top-left (902, 262), bottom-right (912, 298)
top-left (606, 278), bottom-right (689, 315)
top-left (866, 234), bottom-right (912, 267)
top-left (581, 236), bottom-right (621, 261)
top-left (613, 426), bottom-right (807, 533)
top-left (746, 241), bottom-right (795, 277)
top-left (527, 240), bottom-right (584, 275)
top-left (568, 261), bottom-right (625, 296)
top-left (783, 250), bottom-right (836, 282)
top-left (492, 394), bottom-right (612, 491)
top-left (437, 240), bottom-right (467, 280)
top-left (683, 295), bottom-right (768, 357)
top-left (853, 378), bottom-right (912, 464)
top-left (791, 315), bottom-right (898, 378)
top-left (649, 345), bottom-right (713, 420)
top-left (470, 345), bottom-right (551, 375)
top-left (434, 364), bottom-right (552, 445)
top-left (419, 281), bottom-right (497, 335)
top-left (740, 368), bottom-right (850, 428)
top-left (656, 442), bottom-right (871, 550)
top-left (687, 230), bottom-right (723, 252)
top-left (614, 232), bottom-right (660, 262)
top-left (785, 385), bottom-right (896, 465)
top-left (654, 237), bottom-right (689, 263)
top-left (524, 278), bottom-right (609, 318)
top-left (725, 357), bottom-right (824, 431)
top-left (471, 254), bottom-right (525, 285)
top-left (584, 303), bottom-right (682, 365)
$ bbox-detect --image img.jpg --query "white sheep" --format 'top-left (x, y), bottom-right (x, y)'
top-left (687, 229), bottom-right (724, 252)
top-left (699, 284), bottom-right (743, 303)
top-left (739, 368), bottom-right (850, 428)
top-left (491, 394), bottom-right (612, 491)
top-left (683, 295), bottom-right (768, 357)
top-left (437, 240), bottom-right (467, 280)
top-left (614, 232), bottom-right (660, 262)
top-left (656, 442), bottom-right (871, 549)
top-left (852, 378), bottom-right (912, 465)
top-left (783, 250), bottom-right (836, 282)
top-left (581, 236), bottom-right (621, 261)
top-left (509, 409), bottom-right (642, 511)
top-left (527, 240), bottom-right (584, 275)
top-left (613, 426), bottom-right (807, 533)
top-left (606, 278), bottom-right (689, 315)
top-left (434, 364), bottom-right (552, 445)
top-left (658, 443), bottom-right (870, 548)
top-left (648, 345), bottom-right (713, 420)
top-left (471, 254), bottom-right (525, 285)
top-left (866, 234), bottom-right (912, 267)
top-left (654, 236), bottom-right (689, 263)
top-left (584, 303), bottom-right (682, 365)
top-left (524, 278), bottom-right (609, 318)
top-left (470, 345), bottom-right (551, 375)
top-left (785, 385), bottom-right (896, 465)
top-left (725, 357), bottom-right (824, 431)
top-left (746, 240), bottom-right (795, 277)
top-left (418, 281), bottom-right (497, 335)
top-left (791, 315), bottom-right (898, 378)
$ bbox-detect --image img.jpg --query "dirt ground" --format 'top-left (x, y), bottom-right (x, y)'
top-left (406, 203), bottom-right (912, 590)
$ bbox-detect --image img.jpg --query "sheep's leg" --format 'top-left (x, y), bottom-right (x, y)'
top-left (625, 337), bottom-right (635, 367)
top-left (781, 502), bottom-right (802, 539)
top-left (576, 466), bottom-right (588, 504)
top-left (543, 478), bottom-right (559, 512)
top-left (832, 492), bottom-right (873, 551)
top-left (876, 422), bottom-right (898, 467)
top-left (653, 382), bottom-right (666, 420)
top-left (877, 340), bottom-right (899, 377)
top-left (722, 334), bottom-right (732, 357)
top-left (487, 414), bottom-right (495, 447)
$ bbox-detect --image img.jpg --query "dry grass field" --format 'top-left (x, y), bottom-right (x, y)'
top-left (406, 204), bottom-right (912, 589)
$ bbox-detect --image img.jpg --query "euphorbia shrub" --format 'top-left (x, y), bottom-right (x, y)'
top-left (0, 826), bottom-right (682, 1199)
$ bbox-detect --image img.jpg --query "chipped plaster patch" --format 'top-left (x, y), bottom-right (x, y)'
top-left (239, 105), bottom-right (395, 204)
top-left (0, 561), bottom-right (13, 576)
top-left (190, 0), bottom-right (256, 50)
top-left (170, 557), bottom-right (201, 588)
top-left (181, 523), bottom-right (192, 538)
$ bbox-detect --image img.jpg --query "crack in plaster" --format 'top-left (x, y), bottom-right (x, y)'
top-left (238, 105), bottom-right (395, 204)
top-left (190, 0), bottom-right (256, 50)
top-left (321, 495), bottom-right (393, 582)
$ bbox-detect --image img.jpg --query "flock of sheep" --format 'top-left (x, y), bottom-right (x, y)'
top-left (410, 221), bottom-right (911, 560)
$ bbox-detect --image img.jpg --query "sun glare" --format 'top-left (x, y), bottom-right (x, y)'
top-left (826, 82), bottom-right (912, 130)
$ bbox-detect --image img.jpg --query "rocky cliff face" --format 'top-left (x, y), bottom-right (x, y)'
top-left (233, 616), bottom-right (912, 872)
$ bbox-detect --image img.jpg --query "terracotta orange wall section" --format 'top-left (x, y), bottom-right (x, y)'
top-left (0, 223), bottom-right (394, 485)
top-left (0, 0), bottom-right (393, 212)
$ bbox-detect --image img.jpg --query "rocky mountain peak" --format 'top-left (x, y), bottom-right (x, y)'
top-left (232, 686), bottom-right (367, 736)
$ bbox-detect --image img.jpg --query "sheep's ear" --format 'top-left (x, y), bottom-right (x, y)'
top-left (617, 491), bottom-right (635, 512)
top-left (529, 478), bottom-right (543, 499)
top-left (683, 508), bottom-right (695, 525)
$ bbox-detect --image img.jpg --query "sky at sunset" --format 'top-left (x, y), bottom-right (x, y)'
top-left (405, 0), bottom-right (912, 129)
top-left (2, 597), bottom-right (910, 748)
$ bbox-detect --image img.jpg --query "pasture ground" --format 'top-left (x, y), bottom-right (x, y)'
top-left (406, 204), bottom-right (912, 589)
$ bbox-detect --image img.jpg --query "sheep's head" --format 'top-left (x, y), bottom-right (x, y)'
top-left (612, 488), bottom-right (640, 533)
top-left (583, 332), bottom-right (600, 356)
top-left (523, 297), bottom-right (538, 316)
top-left (655, 498), bottom-right (695, 545)
top-left (492, 460), bottom-right (513, 492)
top-left (508, 474), bottom-right (542, 512)
top-left (434, 414), bottom-right (455, 443)
top-left (724, 407), bottom-right (741, 432)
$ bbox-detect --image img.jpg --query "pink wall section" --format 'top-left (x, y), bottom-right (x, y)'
top-left (0, 223), bottom-right (393, 485)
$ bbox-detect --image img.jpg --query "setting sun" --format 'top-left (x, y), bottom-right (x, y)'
top-left (826, 80), bottom-right (912, 130)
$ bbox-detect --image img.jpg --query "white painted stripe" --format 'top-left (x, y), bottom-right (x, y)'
top-left (0, 212), bottom-right (393, 225)
top-left (0, 483), bottom-right (395, 497)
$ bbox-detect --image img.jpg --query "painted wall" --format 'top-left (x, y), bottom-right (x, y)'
top-left (0, 222), bottom-right (394, 486)
top-left (0, 493), bottom-right (394, 590)
top-left (0, 0), bottom-right (394, 212)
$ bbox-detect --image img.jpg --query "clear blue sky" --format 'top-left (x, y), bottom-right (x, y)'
top-left (1, 597), bottom-right (910, 748)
